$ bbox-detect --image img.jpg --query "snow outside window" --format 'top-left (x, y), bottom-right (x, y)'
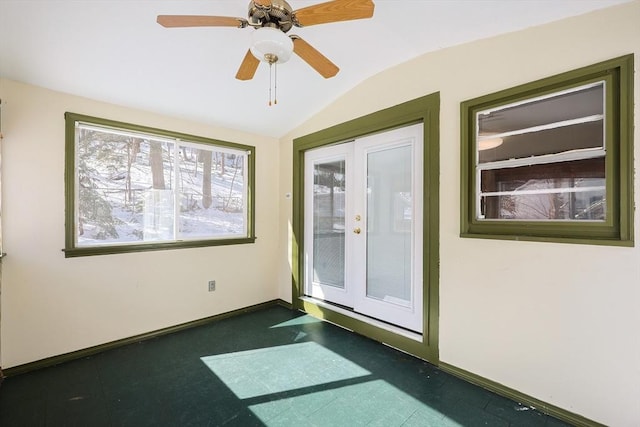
top-left (64, 114), bottom-right (255, 256)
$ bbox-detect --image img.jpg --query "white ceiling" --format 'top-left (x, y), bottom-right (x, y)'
top-left (0, 0), bottom-right (631, 138)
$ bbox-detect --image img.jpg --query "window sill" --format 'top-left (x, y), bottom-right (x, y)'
top-left (460, 232), bottom-right (633, 247)
top-left (63, 237), bottom-right (256, 258)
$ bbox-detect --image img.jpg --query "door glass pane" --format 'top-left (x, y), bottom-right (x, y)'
top-left (313, 159), bottom-right (346, 288)
top-left (366, 145), bottom-right (412, 306)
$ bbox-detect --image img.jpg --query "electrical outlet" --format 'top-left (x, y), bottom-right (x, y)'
top-left (208, 280), bottom-right (216, 292)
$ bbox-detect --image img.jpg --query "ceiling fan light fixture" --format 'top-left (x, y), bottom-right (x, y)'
top-left (478, 133), bottom-right (504, 150)
top-left (250, 27), bottom-right (294, 64)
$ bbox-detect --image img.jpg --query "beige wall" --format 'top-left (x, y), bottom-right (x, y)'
top-left (279, 2), bottom-right (640, 426)
top-left (0, 78), bottom-right (281, 369)
top-left (1, 1), bottom-right (639, 426)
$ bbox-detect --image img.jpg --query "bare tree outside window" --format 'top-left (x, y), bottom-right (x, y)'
top-left (71, 120), bottom-right (250, 251)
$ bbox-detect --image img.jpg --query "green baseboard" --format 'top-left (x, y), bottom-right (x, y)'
top-left (438, 362), bottom-right (605, 427)
top-left (275, 299), bottom-right (293, 310)
top-left (4, 299), bottom-right (602, 427)
top-left (3, 299), bottom-right (291, 377)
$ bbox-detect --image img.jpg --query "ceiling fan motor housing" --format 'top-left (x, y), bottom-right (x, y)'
top-left (248, 0), bottom-right (295, 32)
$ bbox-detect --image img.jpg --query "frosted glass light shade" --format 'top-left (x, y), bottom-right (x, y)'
top-left (250, 27), bottom-right (294, 64)
top-left (478, 137), bottom-right (503, 150)
top-left (478, 133), bottom-right (504, 150)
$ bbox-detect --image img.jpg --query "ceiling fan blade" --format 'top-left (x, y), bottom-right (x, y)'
top-left (291, 36), bottom-right (339, 78)
top-left (293, 0), bottom-right (374, 27)
top-left (236, 50), bottom-right (260, 81)
top-left (253, 0), bottom-right (272, 6)
top-left (157, 15), bottom-right (247, 28)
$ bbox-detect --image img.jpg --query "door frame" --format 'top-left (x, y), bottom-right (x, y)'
top-left (292, 93), bottom-right (440, 363)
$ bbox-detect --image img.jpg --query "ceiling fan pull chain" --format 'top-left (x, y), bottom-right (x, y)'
top-left (274, 62), bottom-right (278, 105)
top-left (268, 62), bottom-right (273, 106)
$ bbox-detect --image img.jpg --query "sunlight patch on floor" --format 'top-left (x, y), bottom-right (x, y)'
top-left (249, 378), bottom-right (449, 425)
top-left (201, 341), bottom-right (448, 425)
top-left (201, 342), bottom-right (370, 400)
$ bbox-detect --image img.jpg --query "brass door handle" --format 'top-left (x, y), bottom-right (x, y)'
top-left (353, 227), bottom-right (361, 234)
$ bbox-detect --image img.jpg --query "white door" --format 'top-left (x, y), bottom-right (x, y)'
top-left (304, 123), bottom-right (423, 332)
top-left (304, 143), bottom-right (353, 307)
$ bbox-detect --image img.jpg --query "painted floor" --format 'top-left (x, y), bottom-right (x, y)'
top-left (0, 306), bottom-right (571, 426)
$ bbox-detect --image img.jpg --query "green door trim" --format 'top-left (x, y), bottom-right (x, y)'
top-left (291, 93), bottom-right (440, 363)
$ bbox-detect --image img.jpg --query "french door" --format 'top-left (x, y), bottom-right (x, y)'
top-left (304, 123), bottom-right (423, 332)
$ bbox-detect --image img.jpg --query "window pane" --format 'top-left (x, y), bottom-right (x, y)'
top-left (478, 120), bottom-right (603, 164)
top-left (77, 127), bottom-right (174, 246)
top-left (178, 146), bottom-right (246, 239)
top-left (477, 83), bottom-right (604, 163)
top-left (480, 158), bottom-right (605, 220)
top-left (366, 145), bottom-right (413, 306)
top-left (478, 83), bottom-right (603, 134)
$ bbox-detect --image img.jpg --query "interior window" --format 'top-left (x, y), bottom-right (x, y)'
top-left (460, 55), bottom-right (633, 245)
top-left (477, 82), bottom-right (605, 221)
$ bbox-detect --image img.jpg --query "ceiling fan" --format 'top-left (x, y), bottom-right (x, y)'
top-left (157, 0), bottom-right (375, 81)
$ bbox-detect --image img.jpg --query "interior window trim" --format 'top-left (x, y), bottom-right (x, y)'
top-left (460, 54), bottom-right (634, 246)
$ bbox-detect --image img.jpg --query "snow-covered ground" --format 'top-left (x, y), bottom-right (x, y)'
top-left (77, 131), bottom-right (246, 246)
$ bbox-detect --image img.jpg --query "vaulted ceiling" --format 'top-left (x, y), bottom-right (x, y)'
top-left (0, 0), bottom-right (630, 137)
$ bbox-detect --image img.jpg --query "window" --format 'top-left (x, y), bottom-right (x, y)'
top-left (64, 113), bottom-right (255, 257)
top-left (461, 55), bottom-right (633, 245)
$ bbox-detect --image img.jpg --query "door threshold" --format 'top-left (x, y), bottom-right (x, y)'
top-left (300, 296), bottom-right (423, 342)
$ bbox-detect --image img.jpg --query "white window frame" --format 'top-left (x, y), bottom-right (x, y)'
top-left (474, 81), bottom-right (606, 221)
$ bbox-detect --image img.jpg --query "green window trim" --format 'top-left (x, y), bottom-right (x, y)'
top-left (64, 112), bottom-right (256, 257)
top-left (460, 54), bottom-right (634, 246)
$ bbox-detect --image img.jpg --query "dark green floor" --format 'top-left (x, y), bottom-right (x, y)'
top-left (0, 306), bottom-right (571, 426)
